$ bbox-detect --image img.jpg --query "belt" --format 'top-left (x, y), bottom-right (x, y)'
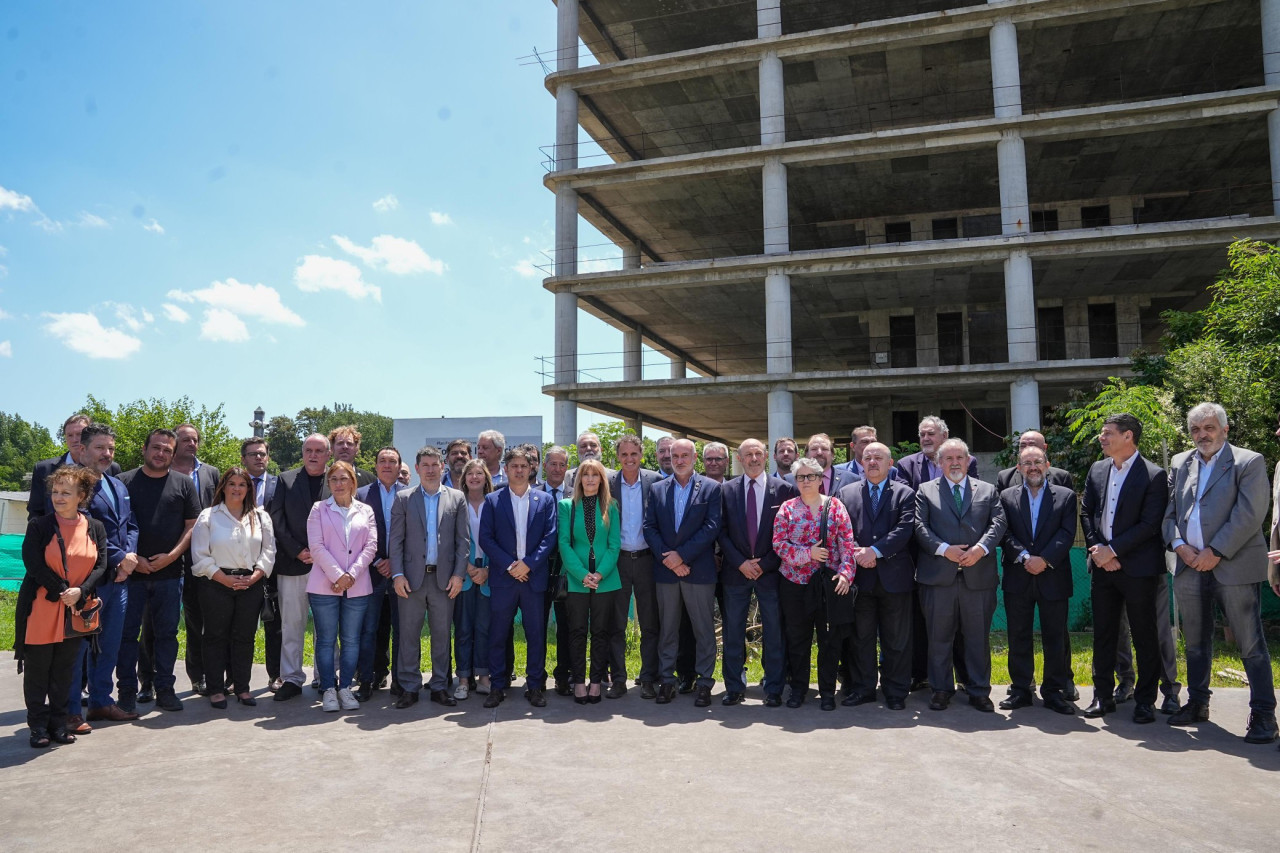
top-left (424, 564), bottom-right (438, 574)
top-left (620, 548), bottom-right (651, 559)
top-left (220, 568), bottom-right (253, 577)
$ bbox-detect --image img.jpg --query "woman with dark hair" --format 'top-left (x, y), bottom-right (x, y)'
top-left (453, 458), bottom-right (494, 698)
top-left (557, 458), bottom-right (621, 704)
top-left (17, 465), bottom-right (108, 748)
top-left (191, 466), bottom-right (276, 708)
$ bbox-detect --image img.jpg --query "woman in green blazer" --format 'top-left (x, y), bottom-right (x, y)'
top-left (557, 458), bottom-right (621, 704)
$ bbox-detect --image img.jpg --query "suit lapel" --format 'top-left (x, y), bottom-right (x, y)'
top-left (1200, 445), bottom-right (1233, 499)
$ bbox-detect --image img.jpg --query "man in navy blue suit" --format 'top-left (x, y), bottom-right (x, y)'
top-left (644, 438), bottom-right (723, 707)
top-left (479, 445), bottom-right (558, 708)
top-left (240, 437), bottom-right (283, 690)
top-left (355, 446), bottom-right (405, 702)
top-left (784, 433), bottom-right (857, 496)
top-left (718, 438), bottom-right (793, 707)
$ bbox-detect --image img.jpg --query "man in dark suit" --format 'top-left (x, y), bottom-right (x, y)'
top-left (538, 445), bottom-right (573, 695)
top-left (27, 413), bottom-right (122, 521)
top-left (267, 433), bottom-right (331, 701)
top-left (1079, 413), bottom-right (1169, 724)
top-left (240, 437), bottom-right (282, 690)
top-left (718, 438), bottom-right (794, 707)
top-left (643, 438), bottom-right (723, 707)
top-left (999, 445), bottom-right (1079, 715)
top-left (169, 423), bottom-right (220, 696)
top-left (355, 446), bottom-right (406, 702)
top-left (784, 433), bottom-right (857, 496)
top-left (607, 435), bottom-right (662, 698)
top-left (840, 425), bottom-right (899, 482)
top-left (836, 442), bottom-right (916, 710)
top-left (995, 430), bottom-right (1074, 491)
top-left (479, 446), bottom-right (558, 709)
top-left (772, 436), bottom-right (798, 478)
top-left (914, 438), bottom-right (1007, 712)
top-left (1163, 402), bottom-right (1276, 743)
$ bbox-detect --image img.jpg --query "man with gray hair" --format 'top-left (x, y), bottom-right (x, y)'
top-left (1162, 403), bottom-right (1276, 743)
top-left (476, 429), bottom-right (507, 488)
top-left (701, 442), bottom-right (730, 483)
top-left (656, 435), bottom-right (676, 478)
top-left (565, 430), bottom-right (609, 489)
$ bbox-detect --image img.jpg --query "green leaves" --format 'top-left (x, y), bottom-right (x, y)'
top-left (0, 412), bottom-right (59, 491)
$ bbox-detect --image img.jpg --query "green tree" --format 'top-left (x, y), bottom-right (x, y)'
top-left (1064, 378), bottom-right (1183, 471)
top-left (80, 395), bottom-right (241, 474)
top-left (0, 412), bottom-right (59, 491)
top-left (264, 415), bottom-right (303, 471)
top-left (293, 404), bottom-right (393, 469)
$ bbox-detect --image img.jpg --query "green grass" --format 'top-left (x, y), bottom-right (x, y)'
top-left (3, 592), bottom-right (1278, 688)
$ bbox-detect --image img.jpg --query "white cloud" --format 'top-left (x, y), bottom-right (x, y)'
top-left (43, 312), bottom-right (143, 358)
top-left (372, 194), bottom-right (399, 213)
top-left (33, 214), bottom-right (63, 233)
top-left (161, 303), bottom-right (190, 323)
top-left (513, 258), bottom-right (541, 278)
top-left (167, 278), bottom-right (305, 327)
top-left (78, 212), bottom-right (110, 229)
top-left (199, 308), bottom-right (250, 342)
top-left (429, 211), bottom-right (453, 226)
top-left (0, 307), bottom-right (10, 320)
top-left (143, 218), bottom-right (165, 234)
top-left (0, 265), bottom-right (7, 280)
top-left (109, 303), bottom-right (154, 332)
top-left (294, 255), bottom-right (381, 301)
top-left (0, 341), bottom-right (10, 358)
top-left (0, 185), bottom-right (35, 212)
top-left (332, 234), bottom-right (444, 275)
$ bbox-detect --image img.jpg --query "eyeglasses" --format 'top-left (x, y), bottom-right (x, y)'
top-left (795, 473), bottom-right (821, 482)
top-left (704, 457), bottom-right (727, 463)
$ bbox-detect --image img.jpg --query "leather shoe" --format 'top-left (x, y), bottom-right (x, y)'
top-left (87, 704), bottom-right (139, 722)
top-left (389, 682), bottom-right (405, 699)
top-left (394, 692), bottom-right (419, 709)
top-left (49, 728), bottom-right (76, 745)
top-left (820, 696), bottom-right (836, 711)
top-left (969, 695), bottom-right (995, 713)
top-left (554, 680), bottom-right (573, 697)
top-left (693, 686), bottom-right (711, 707)
top-left (430, 689), bottom-right (457, 707)
top-left (1244, 712), bottom-right (1279, 744)
top-left (1044, 696), bottom-right (1079, 715)
top-left (999, 694), bottom-right (1033, 711)
top-left (66, 715), bottom-right (92, 734)
top-left (677, 677), bottom-right (695, 695)
top-left (655, 684), bottom-right (676, 705)
top-left (606, 682), bottom-right (628, 700)
top-left (137, 684), bottom-right (155, 703)
top-left (785, 689), bottom-right (806, 709)
top-left (1160, 694), bottom-right (1182, 715)
top-left (355, 682), bottom-right (373, 703)
top-left (1168, 702), bottom-right (1210, 725)
top-left (525, 688), bottom-right (547, 708)
top-left (1082, 697), bottom-right (1116, 718)
top-left (928, 691), bottom-right (951, 711)
top-left (909, 679), bottom-right (930, 692)
top-left (841, 693), bottom-right (875, 707)
top-left (763, 693), bottom-right (782, 707)
top-left (1133, 703), bottom-right (1156, 724)
top-left (721, 691), bottom-right (745, 706)
top-left (1064, 685), bottom-right (1080, 702)
top-left (886, 697), bottom-right (906, 711)
top-left (155, 691), bottom-right (184, 712)
top-left (273, 682), bottom-right (302, 702)
top-left (482, 689), bottom-right (505, 708)
top-left (1113, 682), bottom-right (1135, 704)
top-left (640, 682), bottom-right (657, 700)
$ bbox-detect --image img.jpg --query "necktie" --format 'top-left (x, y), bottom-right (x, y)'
top-left (820, 471), bottom-right (829, 495)
top-left (746, 479), bottom-right (759, 551)
top-left (253, 477), bottom-right (264, 504)
top-left (952, 483), bottom-right (964, 512)
top-left (870, 482), bottom-right (881, 513)
top-left (552, 487), bottom-right (559, 502)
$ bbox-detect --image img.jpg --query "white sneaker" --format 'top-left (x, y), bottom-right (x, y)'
top-left (454, 681), bottom-right (469, 701)
top-left (337, 687), bottom-right (359, 711)
top-left (321, 688), bottom-right (339, 712)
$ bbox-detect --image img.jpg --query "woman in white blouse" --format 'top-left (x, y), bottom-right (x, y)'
top-left (191, 466), bottom-right (276, 709)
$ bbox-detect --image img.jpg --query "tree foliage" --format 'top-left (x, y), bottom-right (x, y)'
top-left (79, 394), bottom-right (242, 474)
top-left (0, 412), bottom-right (59, 491)
top-left (263, 404), bottom-right (393, 472)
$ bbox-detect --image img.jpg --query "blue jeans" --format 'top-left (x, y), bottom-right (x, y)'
top-left (68, 576), bottom-right (128, 713)
top-left (1174, 571), bottom-right (1276, 713)
top-left (721, 580), bottom-right (784, 696)
top-left (453, 583), bottom-right (491, 678)
top-left (357, 574), bottom-right (398, 687)
top-left (309, 593), bottom-right (370, 691)
top-left (118, 576), bottom-right (183, 695)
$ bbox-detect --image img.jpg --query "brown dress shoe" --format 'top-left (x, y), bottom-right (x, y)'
top-left (87, 703), bottom-right (140, 722)
top-left (66, 715), bottom-right (92, 734)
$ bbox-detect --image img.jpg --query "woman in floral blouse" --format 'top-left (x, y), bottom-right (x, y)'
top-left (772, 456), bottom-right (857, 711)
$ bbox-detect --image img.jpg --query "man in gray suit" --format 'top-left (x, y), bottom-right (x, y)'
top-left (390, 446), bottom-right (470, 710)
top-left (1162, 402), bottom-right (1277, 743)
top-left (914, 438), bottom-right (1007, 712)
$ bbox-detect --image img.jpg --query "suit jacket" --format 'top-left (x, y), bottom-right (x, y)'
top-left (836, 478), bottom-right (917, 594)
top-left (1162, 443), bottom-right (1271, 585)
top-left (913, 476), bottom-right (1006, 589)
top-left (305, 498), bottom-right (377, 597)
top-left (999, 483), bottom-right (1077, 600)
top-left (1080, 454), bottom-right (1168, 578)
top-left (556, 498), bottom-right (622, 593)
top-left (996, 465), bottom-right (1074, 492)
top-left (357, 480), bottom-right (401, 565)
top-left (189, 460), bottom-right (221, 509)
top-left (537, 481), bottom-right (573, 573)
top-left (268, 466), bottom-right (332, 577)
top-left (718, 474), bottom-right (795, 588)
top-left (389, 484), bottom-right (469, 591)
top-left (26, 453), bottom-right (121, 521)
top-left (783, 466), bottom-right (858, 496)
top-left (84, 472), bottom-right (139, 572)
top-left (255, 472), bottom-right (278, 512)
top-left (479, 486), bottom-right (558, 593)
top-left (840, 459), bottom-right (899, 482)
top-left (894, 451), bottom-right (979, 490)
top-left (643, 473), bottom-right (723, 585)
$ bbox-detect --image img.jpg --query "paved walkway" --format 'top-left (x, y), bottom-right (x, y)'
top-left (1, 657), bottom-right (1277, 852)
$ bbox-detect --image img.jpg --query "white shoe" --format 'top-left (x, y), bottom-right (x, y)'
top-left (337, 687), bottom-right (359, 711)
top-left (454, 681), bottom-right (469, 701)
top-left (321, 688), bottom-right (339, 712)
top-left (476, 676), bottom-right (491, 695)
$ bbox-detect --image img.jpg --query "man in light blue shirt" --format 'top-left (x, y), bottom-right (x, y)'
top-left (606, 435), bottom-right (661, 698)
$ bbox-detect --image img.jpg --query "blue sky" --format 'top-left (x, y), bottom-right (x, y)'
top-left (0, 1), bottom-right (635, 440)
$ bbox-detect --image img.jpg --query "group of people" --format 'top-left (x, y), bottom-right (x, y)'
top-left (13, 406), bottom-right (1280, 752)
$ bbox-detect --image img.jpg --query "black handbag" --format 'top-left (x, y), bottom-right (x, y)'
top-left (808, 498), bottom-right (857, 625)
top-left (54, 523), bottom-right (102, 639)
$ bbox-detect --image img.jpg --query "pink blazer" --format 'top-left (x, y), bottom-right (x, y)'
top-left (305, 498), bottom-right (377, 597)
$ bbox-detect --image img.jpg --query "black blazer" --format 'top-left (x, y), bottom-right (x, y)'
top-left (26, 454), bottom-right (121, 521)
top-left (836, 478), bottom-right (917, 594)
top-left (999, 484), bottom-right (1077, 600)
top-left (357, 480), bottom-right (401, 564)
top-left (268, 467), bottom-right (331, 576)
top-left (996, 465), bottom-right (1075, 492)
top-left (718, 474), bottom-right (795, 588)
top-left (893, 451), bottom-right (979, 490)
top-left (14, 512), bottom-right (110, 660)
top-left (1079, 454), bottom-right (1168, 578)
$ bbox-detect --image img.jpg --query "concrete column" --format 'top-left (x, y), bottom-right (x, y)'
top-left (997, 131), bottom-right (1031, 235)
top-left (1010, 376), bottom-right (1041, 433)
top-left (670, 357), bottom-right (686, 380)
top-left (760, 53), bottom-right (785, 146)
top-left (763, 157), bottom-right (789, 254)
top-left (623, 328), bottom-right (642, 382)
top-left (768, 388), bottom-right (795, 453)
top-left (1063, 299), bottom-right (1090, 359)
top-left (757, 0), bottom-right (781, 38)
top-left (557, 0), bottom-right (579, 73)
top-left (1263, 0), bottom-right (1280, 214)
top-left (1116, 296), bottom-right (1142, 354)
top-left (622, 241), bottom-right (641, 270)
top-left (625, 415), bottom-right (643, 436)
top-left (765, 267), bottom-right (792, 374)
top-left (1005, 248), bottom-right (1039, 431)
top-left (988, 16), bottom-right (1022, 118)
top-left (916, 306), bottom-right (939, 368)
top-left (553, 1), bottom-right (580, 447)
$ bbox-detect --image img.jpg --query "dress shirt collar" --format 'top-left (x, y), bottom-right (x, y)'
top-left (1109, 448), bottom-right (1139, 472)
top-left (1196, 443), bottom-right (1226, 467)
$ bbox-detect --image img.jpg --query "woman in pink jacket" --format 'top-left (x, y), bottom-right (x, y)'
top-left (306, 461), bottom-right (377, 713)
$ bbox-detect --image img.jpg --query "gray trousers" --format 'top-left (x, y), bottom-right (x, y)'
top-left (397, 579), bottom-right (455, 692)
top-left (277, 574), bottom-right (311, 688)
top-left (1116, 573), bottom-right (1180, 696)
top-left (656, 581), bottom-right (716, 689)
top-left (919, 579), bottom-right (996, 699)
top-left (611, 551), bottom-right (660, 684)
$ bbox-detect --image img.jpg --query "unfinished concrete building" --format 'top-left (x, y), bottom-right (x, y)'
top-left (542, 0), bottom-right (1280, 462)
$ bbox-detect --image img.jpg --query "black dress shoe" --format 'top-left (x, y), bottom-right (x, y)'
top-left (137, 685), bottom-right (155, 704)
top-left (1082, 697), bottom-right (1116, 718)
top-left (1113, 682), bottom-right (1135, 704)
top-left (49, 728), bottom-right (76, 745)
top-left (969, 695), bottom-right (995, 713)
top-left (394, 692), bottom-right (420, 709)
top-left (1168, 702), bottom-right (1210, 725)
top-left (587, 689), bottom-right (602, 705)
top-left (928, 691), bottom-right (951, 711)
top-left (909, 679), bottom-right (930, 692)
top-left (209, 696), bottom-right (228, 710)
top-left (677, 677), bottom-right (695, 695)
top-left (606, 682), bottom-right (628, 699)
top-left (763, 693), bottom-right (782, 707)
top-left (273, 682), bottom-right (302, 702)
top-left (721, 691), bottom-right (745, 706)
top-left (693, 686), bottom-right (712, 707)
top-left (525, 688), bottom-right (547, 708)
top-left (235, 694), bottom-right (257, 706)
top-left (574, 693), bottom-right (589, 705)
top-left (841, 693), bottom-right (875, 707)
top-left (999, 694), bottom-right (1033, 711)
top-left (29, 730), bottom-right (50, 748)
top-left (820, 696), bottom-right (836, 711)
top-left (1133, 703), bottom-right (1156, 724)
top-left (310, 679), bottom-right (320, 692)
top-left (389, 682), bottom-right (405, 699)
top-left (156, 691), bottom-right (184, 712)
top-left (1064, 685), bottom-right (1080, 702)
top-left (482, 689), bottom-right (505, 708)
top-left (1044, 696), bottom-right (1079, 715)
top-left (355, 682), bottom-right (373, 703)
top-left (655, 684), bottom-right (677, 705)
top-left (430, 689), bottom-right (458, 707)
top-left (1244, 712), bottom-right (1279, 744)
top-left (376, 675), bottom-right (389, 690)
top-left (886, 697), bottom-right (906, 711)
top-left (785, 689), bottom-right (806, 709)
top-left (1160, 694), bottom-right (1182, 715)
top-left (640, 682), bottom-right (657, 700)
top-left (554, 681), bottom-right (573, 697)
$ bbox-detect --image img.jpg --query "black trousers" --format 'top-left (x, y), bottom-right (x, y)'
top-left (542, 587), bottom-right (571, 685)
top-left (850, 578), bottom-right (913, 702)
top-left (24, 638), bottom-right (81, 733)
top-left (183, 569), bottom-right (216, 686)
top-left (1091, 570), bottom-right (1161, 705)
top-left (374, 590), bottom-right (393, 682)
top-left (778, 577), bottom-right (844, 697)
top-left (1004, 581), bottom-right (1071, 699)
top-left (263, 573), bottom-right (281, 681)
top-left (566, 589), bottom-right (618, 684)
top-left (611, 550), bottom-right (660, 684)
top-left (198, 577), bottom-right (264, 695)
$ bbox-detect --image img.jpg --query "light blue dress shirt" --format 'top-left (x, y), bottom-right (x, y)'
top-left (619, 475), bottom-right (645, 550)
top-left (672, 476), bottom-right (694, 528)
top-left (421, 486), bottom-right (440, 565)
